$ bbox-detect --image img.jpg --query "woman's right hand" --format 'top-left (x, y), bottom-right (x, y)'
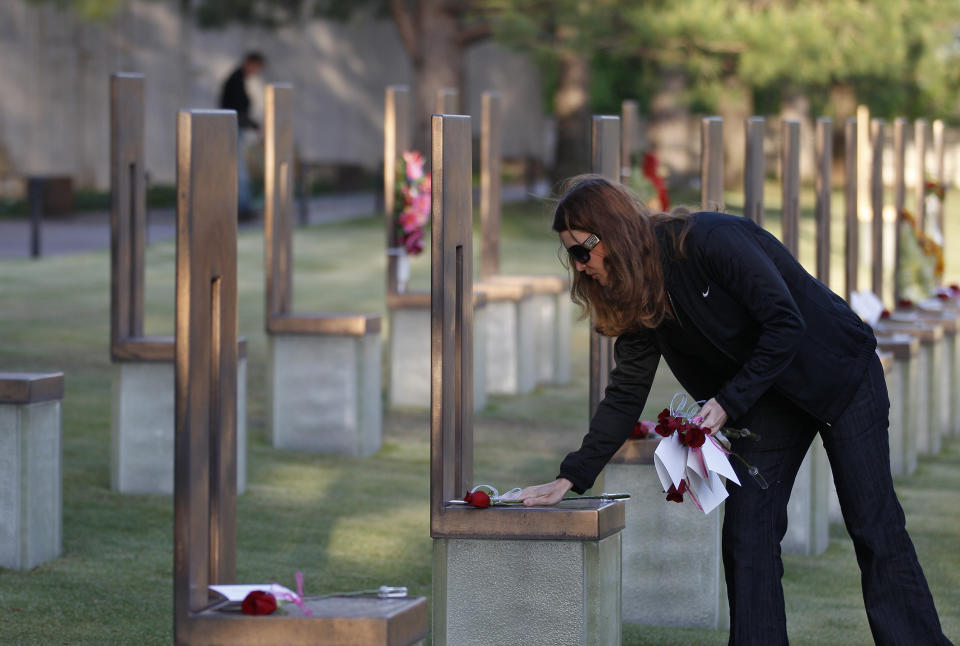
top-left (505, 478), bottom-right (574, 507)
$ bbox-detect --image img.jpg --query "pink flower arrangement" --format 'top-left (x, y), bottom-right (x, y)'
top-left (395, 150), bottom-right (431, 255)
top-left (404, 150), bottom-right (425, 182)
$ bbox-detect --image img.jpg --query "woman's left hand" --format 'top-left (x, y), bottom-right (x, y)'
top-left (698, 398), bottom-right (728, 433)
top-left (505, 478), bottom-right (574, 507)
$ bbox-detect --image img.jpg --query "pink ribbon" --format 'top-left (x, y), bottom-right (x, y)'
top-left (690, 445), bottom-right (708, 479)
top-left (685, 481), bottom-right (704, 512)
top-left (708, 434), bottom-right (732, 456)
top-left (271, 572), bottom-right (313, 616)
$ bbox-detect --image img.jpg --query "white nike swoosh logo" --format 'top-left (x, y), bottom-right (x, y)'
top-left (702, 286), bottom-right (710, 297)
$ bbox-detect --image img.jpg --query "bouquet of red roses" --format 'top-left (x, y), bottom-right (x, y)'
top-left (651, 393), bottom-right (765, 513)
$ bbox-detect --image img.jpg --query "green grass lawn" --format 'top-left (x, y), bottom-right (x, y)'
top-left (0, 197), bottom-right (958, 645)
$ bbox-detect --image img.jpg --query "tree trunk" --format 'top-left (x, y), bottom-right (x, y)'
top-left (648, 67), bottom-right (693, 178)
top-left (413, 1), bottom-right (464, 154)
top-left (552, 46), bottom-right (590, 182)
top-left (716, 75), bottom-right (752, 188)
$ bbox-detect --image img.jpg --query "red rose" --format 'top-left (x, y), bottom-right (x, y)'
top-left (241, 590), bottom-right (277, 616)
top-left (463, 490), bottom-right (491, 508)
top-left (656, 414), bottom-right (687, 437)
top-left (654, 412), bottom-right (673, 437)
top-left (630, 420), bottom-right (654, 439)
top-left (665, 481), bottom-right (688, 503)
top-left (951, 284), bottom-right (960, 295)
top-left (880, 309), bottom-right (891, 319)
top-left (684, 425), bottom-right (706, 448)
top-left (897, 298), bottom-right (914, 309)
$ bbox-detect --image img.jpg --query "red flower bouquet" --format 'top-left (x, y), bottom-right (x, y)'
top-left (651, 394), bottom-right (765, 514)
top-left (630, 420), bottom-right (656, 439)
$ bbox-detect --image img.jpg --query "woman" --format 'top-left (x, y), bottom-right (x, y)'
top-left (513, 175), bottom-right (953, 646)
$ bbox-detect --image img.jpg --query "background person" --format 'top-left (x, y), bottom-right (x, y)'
top-left (219, 51), bottom-right (265, 220)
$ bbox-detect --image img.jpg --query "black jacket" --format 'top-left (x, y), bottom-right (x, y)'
top-left (559, 212), bottom-right (877, 493)
top-left (219, 67), bottom-right (258, 131)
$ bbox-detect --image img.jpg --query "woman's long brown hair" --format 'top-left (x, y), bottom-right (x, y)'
top-left (552, 175), bottom-right (694, 335)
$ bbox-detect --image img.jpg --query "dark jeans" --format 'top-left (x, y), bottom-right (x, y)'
top-left (723, 354), bottom-right (953, 646)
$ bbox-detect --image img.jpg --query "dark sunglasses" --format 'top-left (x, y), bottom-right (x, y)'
top-left (566, 234), bottom-right (600, 264)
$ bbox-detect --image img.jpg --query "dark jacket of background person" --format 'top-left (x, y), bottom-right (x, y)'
top-left (219, 67), bottom-right (258, 131)
top-left (559, 212), bottom-right (878, 493)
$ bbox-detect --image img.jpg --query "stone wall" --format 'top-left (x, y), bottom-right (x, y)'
top-left (0, 0), bottom-right (547, 194)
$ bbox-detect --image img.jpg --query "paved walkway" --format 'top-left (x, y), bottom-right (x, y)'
top-left (0, 191), bottom-right (378, 259)
top-left (0, 185), bottom-right (542, 259)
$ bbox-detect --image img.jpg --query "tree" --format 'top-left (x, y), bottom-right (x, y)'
top-left (485, 1), bottom-right (623, 180)
top-left (25, 0), bottom-right (129, 19)
top-left (614, 0), bottom-right (960, 122)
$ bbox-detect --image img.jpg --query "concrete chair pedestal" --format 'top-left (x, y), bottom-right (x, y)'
top-left (387, 291), bottom-right (487, 411)
top-left (475, 281), bottom-right (537, 396)
top-left (111, 338), bottom-right (247, 494)
top-left (603, 439), bottom-right (728, 629)
top-left (875, 319), bottom-right (944, 456)
top-left (485, 275), bottom-right (571, 386)
top-left (0, 373), bottom-right (64, 571)
top-left (911, 307), bottom-right (960, 440)
top-left (268, 315), bottom-right (382, 456)
top-left (939, 299), bottom-right (960, 436)
top-left (830, 342), bottom-right (919, 523)
top-left (432, 502), bottom-right (624, 646)
top-left (783, 436), bottom-right (830, 556)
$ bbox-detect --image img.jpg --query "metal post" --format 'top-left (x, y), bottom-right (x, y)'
top-left (592, 116), bottom-right (621, 182)
top-left (436, 88), bottom-right (459, 115)
top-left (933, 119), bottom-right (946, 247)
top-left (173, 109), bottom-right (239, 638)
top-left (109, 73), bottom-right (146, 347)
top-left (589, 116), bottom-right (620, 419)
top-left (744, 117), bottom-right (765, 226)
top-left (172, 118), bottom-right (424, 644)
top-left (701, 117), bottom-right (724, 209)
top-left (781, 119), bottom-right (800, 258)
top-left (296, 155), bottom-right (309, 227)
top-left (28, 178), bottom-right (42, 259)
top-left (430, 114), bottom-right (474, 533)
top-left (845, 118), bottom-right (858, 302)
top-left (893, 118), bottom-right (907, 305)
top-left (857, 105), bottom-right (871, 223)
top-left (480, 91), bottom-right (502, 279)
top-left (620, 99), bottom-right (639, 184)
top-left (264, 83), bottom-right (295, 323)
top-left (915, 119), bottom-right (928, 233)
top-left (145, 170), bottom-right (152, 246)
top-left (384, 85), bottom-right (412, 297)
top-left (870, 119), bottom-right (886, 299)
top-left (428, 114), bottom-right (625, 543)
top-left (815, 117), bottom-right (832, 285)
